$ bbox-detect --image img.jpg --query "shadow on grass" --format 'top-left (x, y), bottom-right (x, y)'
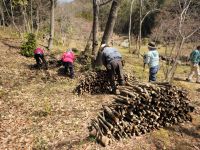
top-left (49, 136), bottom-right (94, 149)
top-left (173, 77), bottom-right (188, 82)
top-left (1, 40), bottom-right (21, 49)
top-left (166, 125), bottom-right (200, 139)
top-left (57, 67), bottom-right (67, 77)
top-left (27, 64), bottom-right (47, 71)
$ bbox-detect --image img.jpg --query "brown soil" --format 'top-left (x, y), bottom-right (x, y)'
top-left (0, 39), bottom-right (199, 150)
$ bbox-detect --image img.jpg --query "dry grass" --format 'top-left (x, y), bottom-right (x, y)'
top-left (0, 31), bottom-right (200, 150)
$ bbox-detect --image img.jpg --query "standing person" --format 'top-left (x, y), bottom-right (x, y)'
top-left (144, 42), bottom-right (159, 82)
top-left (186, 46), bottom-right (200, 83)
top-left (34, 47), bottom-right (48, 69)
top-left (101, 44), bottom-right (125, 93)
top-left (61, 48), bottom-right (75, 78)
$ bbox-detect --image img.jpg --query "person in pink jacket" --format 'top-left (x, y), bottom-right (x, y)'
top-left (34, 48), bottom-right (48, 69)
top-left (61, 48), bottom-right (75, 78)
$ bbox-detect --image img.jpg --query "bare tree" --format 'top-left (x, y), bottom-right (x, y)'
top-left (138, 0), bottom-right (159, 56)
top-left (0, 1), bottom-right (5, 29)
top-left (91, 0), bottom-right (100, 68)
top-left (2, 0), bottom-right (22, 36)
top-left (48, 0), bottom-right (55, 50)
top-left (128, 0), bottom-right (135, 53)
top-left (165, 0), bottom-right (200, 81)
top-left (83, 0), bottom-right (112, 57)
top-left (101, 0), bottom-right (121, 45)
top-left (94, 0), bottom-right (122, 67)
top-left (151, 0), bottom-right (200, 82)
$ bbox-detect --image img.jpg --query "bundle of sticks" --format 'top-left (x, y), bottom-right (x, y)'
top-left (89, 82), bottom-right (194, 146)
top-left (75, 70), bottom-right (138, 95)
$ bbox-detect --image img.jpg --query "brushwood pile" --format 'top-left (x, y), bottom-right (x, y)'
top-left (75, 70), bottom-right (194, 146)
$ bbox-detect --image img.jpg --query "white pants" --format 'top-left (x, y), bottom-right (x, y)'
top-left (188, 63), bottom-right (200, 82)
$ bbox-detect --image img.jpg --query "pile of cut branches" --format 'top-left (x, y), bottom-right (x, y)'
top-left (75, 70), bottom-right (138, 95)
top-left (88, 82), bottom-right (194, 146)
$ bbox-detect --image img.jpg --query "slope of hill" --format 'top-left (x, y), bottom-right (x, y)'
top-left (0, 31), bottom-right (199, 149)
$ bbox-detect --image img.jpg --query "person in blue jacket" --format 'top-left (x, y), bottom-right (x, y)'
top-left (101, 44), bottom-right (125, 93)
top-left (186, 46), bottom-right (200, 83)
top-left (144, 42), bottom-right (159, 82)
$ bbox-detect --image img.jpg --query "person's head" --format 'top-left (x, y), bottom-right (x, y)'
top-left (100, 43), bottom-right (108, 51)
top-left (197, 46), bottom-right (200, 51)
top-left (148, 42), bottom-right (157, 50)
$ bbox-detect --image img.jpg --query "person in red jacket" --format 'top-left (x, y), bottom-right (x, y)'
top-left (34, 48), bottom-right (48, 69)
top-left (61, 48), bottom-right (75, 78)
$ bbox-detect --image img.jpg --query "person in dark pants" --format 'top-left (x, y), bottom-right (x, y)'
top-left (61, 49), bottom-right (75, 78)
top-left (101, 44), bottom-right (125, 93)
top-left (34, 48), bottom-right (48, 69)
top-left (144, 42), bottom-right (159, 82)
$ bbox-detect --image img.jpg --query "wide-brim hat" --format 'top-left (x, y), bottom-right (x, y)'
top-left (148, 42), bottom-right (156, 49)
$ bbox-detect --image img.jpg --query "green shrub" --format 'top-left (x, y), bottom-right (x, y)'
top-left (21, 33), bottom-right (37, 57)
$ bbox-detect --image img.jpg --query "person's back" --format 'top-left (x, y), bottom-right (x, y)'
top-left (61, 49), bottom-right (75, 78)
top-left (62, 51), bottom-right (75, 63)
top-left (34, 47), bottom-right (47, 69)
top-left (189, 49), bottom-right (200, 64)
top-left (101, 44), bottom-right (124, 94)
top-left (147, 50), bottom-right (159, 68)
top-left (144, 42), bottom-right (159, 82)
top-left (102, 47), bottom-right (122, 66)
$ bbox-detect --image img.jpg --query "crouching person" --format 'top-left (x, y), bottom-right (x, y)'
top-left (61, 49), bottom-right (75, 78)
top-left (101, 44), bottom-right (125, 93)
top-left (34, 47), bottom-right (48, 69)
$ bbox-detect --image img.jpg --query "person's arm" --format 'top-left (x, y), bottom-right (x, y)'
top-left (193, 52), bottom-right (199, 64)
top-left (102, 52), bottom-right (107, 67)
top-left (143, 53), bottom-right (150, 70)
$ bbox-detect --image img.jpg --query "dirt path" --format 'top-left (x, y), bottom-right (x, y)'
top-left (0, 39), bottom-right (200, 150)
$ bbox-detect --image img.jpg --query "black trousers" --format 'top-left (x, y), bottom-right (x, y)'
top-left (34, 54), bottom-right (48, 69)
top-left (107, 59), bottom-right (124, 90)
top-left (63, 62), bottom-right (74, 78)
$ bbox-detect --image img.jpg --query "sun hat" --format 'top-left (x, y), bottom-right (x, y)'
top-left (148, 42), bottom-right (156, 49)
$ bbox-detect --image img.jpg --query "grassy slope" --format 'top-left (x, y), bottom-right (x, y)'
top-left (0, 29), bottom-right (199, 150)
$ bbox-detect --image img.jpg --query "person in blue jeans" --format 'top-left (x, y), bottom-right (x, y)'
top-left (144, 42), bottom-right (159, 82)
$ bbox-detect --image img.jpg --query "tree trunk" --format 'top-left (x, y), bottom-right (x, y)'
top-left (91, 0), bottom-right (100, 68)
top-left (84, 29), bottom-right (93, 55)
top-left (95, 0), bottom-right (121, 67)
top-left (128, 0), bottom-right (134, 53)
top-left (35, 7), bottom-right (40, 37)
top-left (138, 0), bottom-right (142, 57)
top-left (10, 0), bottom-right (21, 36)
top-left (101, 0), bottom-right (120, 45)
top-left (165, 38), bottom-right (185, 82)
top-left (48, 0), bottom-right (55, 50)
top-left (0, 4), bottom-right (5, 28)
top-left (30, 0), bottom-right (33, 33)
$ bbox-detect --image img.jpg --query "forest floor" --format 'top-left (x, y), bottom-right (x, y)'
top-left (0, 35), bottom-right (200, 150)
